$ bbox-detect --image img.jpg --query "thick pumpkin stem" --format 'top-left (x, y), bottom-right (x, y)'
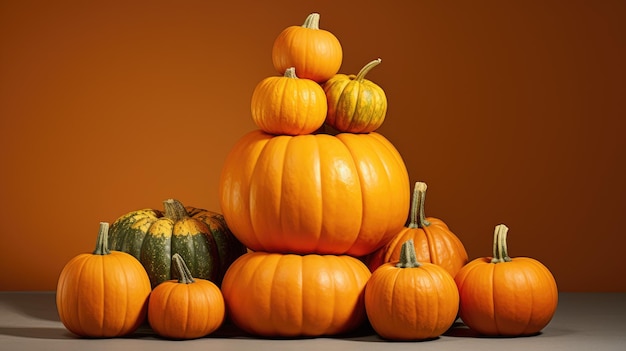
top-left (407, 181), bottom-right (431, 229)
top-left (163, 199), bottom-right (189, 222)
top-left (284, 67), bottom-right (298, 79)
top-left (172, 253), bottom-right (195, 284)
top-left (491, 224), bottom-right (512, 263)
top-left (93, 222), bottom-right (111, 255)
top-left (302, 13), bottom-right (320, 29)
top-left (396, 239), bottom-right (422, 268)
top-left (355, 58), bottom-right (382, 81)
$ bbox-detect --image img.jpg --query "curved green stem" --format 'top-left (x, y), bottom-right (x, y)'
top-left (491, 224), bottom-right (512, 263)
top-left (163, 199), bottom-right (189, 222)
top-left (396, 239), bottom-right (422, 268)
top-left (93, 222), bottom-right (111, 255)
top-left (172, 253), bottom-right (195, 284)
top-left (302, 13), bottom-right (320, 29)
top-left (407, 181), bottom-right (431, 229)
top-left (355, 58), bottom-right (382, 81)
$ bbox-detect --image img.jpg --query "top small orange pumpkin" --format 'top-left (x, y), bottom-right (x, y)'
top-left (272, 13), bottom-right (343, 83)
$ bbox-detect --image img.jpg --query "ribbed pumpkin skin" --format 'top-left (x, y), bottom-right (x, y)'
top-left (455, 256), bottom-right (558, 336)
top-left (323, 73), bottom-right (387, 133)
top-left (272, 13), bottom-right (342, 83)
top-left (366, 218), bottom-right (468, 277)
top-left (251, 68), bottom-right (327, 136)
top-left (219, 130), bottom-right (410, 256)
top-left (454, 225), bottom-right (558, 336)
top-left (56, 223), bottom-right (151, 338)
top-left (365, 261), bottom-right (459, 340)
top-left (366, 182), bottom-right (468, 277)
top-left (221, 252), bottom-right (371, 337)
top-left (108, 200), bottom-right (247, 287)
top-left (148, 255), bottom-right (225, 340)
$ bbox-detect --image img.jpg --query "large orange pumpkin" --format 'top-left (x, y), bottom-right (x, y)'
top-left (56, 222), bottom-right (151, 338)
top-left (221, 251), bottom-right (371, 337)
top-left (219, 129), bottom-right (410, 256)
top-left (272, 12), bottom-right (343, 83)
top-left (366, 181), bottom-right (468, 277)
top-left (454, 224), bottom-right (558, 336)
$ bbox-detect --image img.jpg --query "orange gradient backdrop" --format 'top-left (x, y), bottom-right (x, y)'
top-left (1, 0), bottom-right (624, 291)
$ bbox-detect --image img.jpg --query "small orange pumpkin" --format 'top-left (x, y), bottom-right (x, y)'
top-left (56, 222), bottom-right (151, 338)
top-left (365, 239), bottom-right (459, 340)
top-left (323, 58), bottom-right (388, 133)
top-left (454, 224), bottom-right (558, 336)
top-left (251, 67), bottom-right (327, 135)
top-left (148, 254), bottom-right (225, 339)
top-left (366, 181), bottom-right (468, 277)
top-left (272, 12), bottom-right (343, 83)
top-left (221, 251), bottom-right (371, 337)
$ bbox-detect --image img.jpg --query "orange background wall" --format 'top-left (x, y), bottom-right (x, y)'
top-left (1, 0), bottom-right (624, 292)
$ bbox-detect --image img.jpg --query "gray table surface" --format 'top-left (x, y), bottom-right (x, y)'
top-left (0, 291), bottom-right (624, 351)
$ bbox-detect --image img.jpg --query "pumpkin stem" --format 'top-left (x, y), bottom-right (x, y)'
top-left (163, 199), bottom-right (189, 222)
top-left (284, 67), bottom-right (298, 79)
top-left (172, 253), bottom-right (196, 284)
top-left (407, 181), bottom-right (431, 229)
top-left (396, 239), bottom-right (422, 268)
top-left (93, 222), bottom-right (111, 255)
top-left (491, 224), bottom-right (512, 263)
top-left (302, 13), bottom-right (320, 30)
top-left (354, 58), bottom-right (382, 81)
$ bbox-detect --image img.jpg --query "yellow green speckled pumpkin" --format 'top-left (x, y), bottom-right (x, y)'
top-left (108, 199), bottom-right (247, 287)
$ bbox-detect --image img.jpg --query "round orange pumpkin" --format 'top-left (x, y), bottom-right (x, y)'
top-left (365, 239), bottom-right (459, 340)
top-left (454, 224), bottom-right (558, 336)
top-left (366, 181), bottom-right (468, 277)
top-left (251, 67), bottom-right (327, 136)
top-left (219, 129), bottom-right (410, 256)
top-left (323, 58), bottom-right (388, 133)
top-left (272, 12), bottom-right (343, 83)
top-left (56, 222), bottom-right (151, 338)
top-left (148, 254), bottom-right (225, 340)
top-left (221, 251), bottom-right (371, 337)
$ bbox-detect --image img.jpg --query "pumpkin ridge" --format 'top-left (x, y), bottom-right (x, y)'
top-left (109, 253), bottom-right (128, 335)
top-left (268, 254), bottom-right (289, 335)
top-left (360, 134), bottom-right (404, 247)
top-left (68, 256), bottom-right (89, 336)
top-left (517, 263), bottom-right (535, 334)
top-left (309, 136), bottom-right (326, 253)
top-left (332, 134), bottom-right (367, 252)
top-left (522, 258), bottom-right (558, 334)
top-left (491, 263), bottom-right (503, 335)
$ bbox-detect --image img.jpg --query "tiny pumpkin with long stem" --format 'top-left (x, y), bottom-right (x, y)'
top-left (148, 253), bottom-right (225, 340)
top-left (56, 222), bottom-right (151, 338)
top-left (272, 12), bottom-right (343, 83)
top-left (323, 58), bottom-right (388, 133)
top-left (365, 181), bottom-right (468, 278)
top-left (365, 239), bottom-right (460, 340)
top-left (454, 224), bottom-right (558, 336)
top-left (251, 67), bottom-right (327, 136)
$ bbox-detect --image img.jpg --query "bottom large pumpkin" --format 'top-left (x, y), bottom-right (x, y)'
top-left (221, 251), bottom-right (371, 337)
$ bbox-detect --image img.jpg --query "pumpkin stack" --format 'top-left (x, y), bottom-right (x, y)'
top-left (219, 13), bottom-right (411, 337)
